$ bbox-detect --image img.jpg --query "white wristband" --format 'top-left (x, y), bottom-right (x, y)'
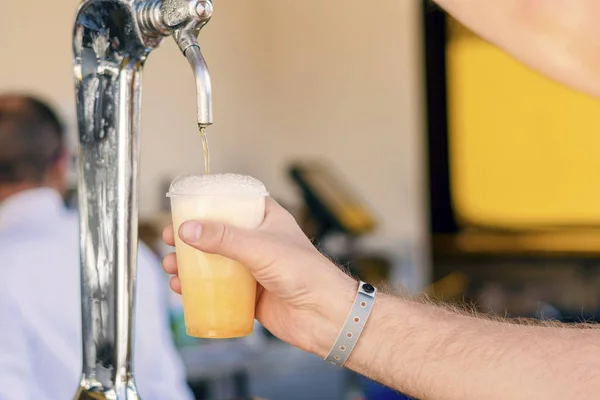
top-left (324, 281), bottom-right (377, 367)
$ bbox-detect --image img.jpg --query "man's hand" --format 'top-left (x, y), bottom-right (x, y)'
top-left (163, 197), bottom-right (600, 400)
top-left (162, 197), bottom-right (356, 356)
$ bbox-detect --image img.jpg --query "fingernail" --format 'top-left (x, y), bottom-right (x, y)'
top-left (180, 221), bottom-right (201, 242)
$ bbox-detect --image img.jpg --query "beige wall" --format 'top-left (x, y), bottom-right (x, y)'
top-left (0, 0), bottom-right (429, 288)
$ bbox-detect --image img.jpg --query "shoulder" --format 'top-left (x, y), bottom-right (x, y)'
top-left (136, 241), bottom-right (169, 297)
top-left (0, 231), bottom-right (34, 285)
top-left (137, 241), bottom-right (164, 285)
top-left (0, 212), bottom-right (78, 274)
top-left (0, 267), bottom-right (22, 317)
top-left (138, 241), bottom-right (161, 268)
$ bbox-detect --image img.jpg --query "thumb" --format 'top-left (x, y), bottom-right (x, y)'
top-left (178, 220), bottom-right (272, 269)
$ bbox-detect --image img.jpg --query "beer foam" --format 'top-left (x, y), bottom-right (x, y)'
top-left (168, 173), bottom-right (268, 196)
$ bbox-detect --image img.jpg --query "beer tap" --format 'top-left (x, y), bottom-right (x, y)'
top-left (72, 0), bottom-right (212, 398)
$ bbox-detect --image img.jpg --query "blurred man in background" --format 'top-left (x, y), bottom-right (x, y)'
top-left (0, 94), bottom-right (193, 400)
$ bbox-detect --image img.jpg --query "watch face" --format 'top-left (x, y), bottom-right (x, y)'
top-left (362, 283), bottom-right (375, 294)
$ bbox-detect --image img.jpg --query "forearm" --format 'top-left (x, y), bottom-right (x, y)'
top-left (434, 0), bottom-right (600, 98)
top-left (314, 290), bottom-right (600, 400)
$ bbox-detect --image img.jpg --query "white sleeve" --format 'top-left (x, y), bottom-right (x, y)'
top-left (133, 244), bottom-right (195, 400)
top-left (0, 287), bottom-right (32, 400)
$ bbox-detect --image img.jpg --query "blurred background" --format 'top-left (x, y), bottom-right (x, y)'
top-left (2, 0), bottom-right (600, 399)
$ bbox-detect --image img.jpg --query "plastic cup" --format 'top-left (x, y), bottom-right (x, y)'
top-left (167, 173), bottom-right (268, 338)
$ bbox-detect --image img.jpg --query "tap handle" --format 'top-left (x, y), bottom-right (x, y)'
top-left (160, 0), bottom-right (212, 52)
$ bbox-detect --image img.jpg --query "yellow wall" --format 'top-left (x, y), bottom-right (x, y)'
top-left (447, 21), bottom-right (600, 229)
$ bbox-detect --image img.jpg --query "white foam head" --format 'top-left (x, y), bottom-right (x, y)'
top-left (168, 173), bottom-right (268, 197)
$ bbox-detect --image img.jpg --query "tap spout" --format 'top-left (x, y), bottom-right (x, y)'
top-left (184, 44), bottom-right (213, 127)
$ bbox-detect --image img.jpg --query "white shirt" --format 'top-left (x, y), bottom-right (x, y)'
top-left (0, 188), bottom-right (193, 400)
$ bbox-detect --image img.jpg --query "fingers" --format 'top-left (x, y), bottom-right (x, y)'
top-left (162, 253), bottom-right (179, 294)
top-left (178, 220), bottom-right (270, 269)
top-left (162, 224), bottom-right (175, 246)
top-left (264, 196), bottom-right (281, 216)
top-left (169, 276), bottom-right (182, 294)
top-left (261, 196), bottom-right (300, 230)
top-left (162, 252), bottom-right (178, 274)
top-left (164, 195), bottom-right (306, 288)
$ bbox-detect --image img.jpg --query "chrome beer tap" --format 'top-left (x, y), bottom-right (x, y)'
top-left (72, 0), bottom-right (212, 398)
